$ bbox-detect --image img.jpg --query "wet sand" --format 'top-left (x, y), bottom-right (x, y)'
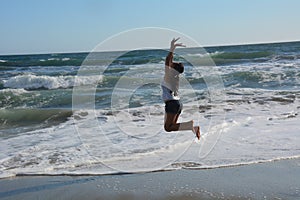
top-left (0, 158), bottom-right (299, 200)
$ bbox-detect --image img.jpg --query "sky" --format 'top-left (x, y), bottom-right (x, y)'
top-left (1, 0), bottom-right (300, 55)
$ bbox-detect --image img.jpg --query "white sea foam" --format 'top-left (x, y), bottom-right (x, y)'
top-left (186, 51), bottom-right (222, 58)
top-left (62, 57), bottom-right (70, 61)
top-left (47, 58), bottom-right (59, 61)
top-left (3, 74), bottom-right (103, 90)
top-left (0, 95), bottom-right (299, 178)
top-left (0, 88), bottom-right (28, 94)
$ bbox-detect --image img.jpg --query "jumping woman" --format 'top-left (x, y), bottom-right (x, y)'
top-left (161, 38), bottom-right (200, 140)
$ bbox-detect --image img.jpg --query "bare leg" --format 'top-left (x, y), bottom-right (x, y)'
top-left (174, 113), bottom-right (180, 125)
top-left (164, 113), bottom-right (180, 131)
top-left (164, 112), bottom-right (193, 132)
top-left (164, 112), bottom-right (200, 139)
top-left (193, 126), bottom-right (201, 140)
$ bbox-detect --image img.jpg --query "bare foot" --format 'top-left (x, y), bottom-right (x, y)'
top-left (193, 126), bottom-right (200, 140)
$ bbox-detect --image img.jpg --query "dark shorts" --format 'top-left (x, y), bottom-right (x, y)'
top-left (165, 100), bottom-right (183, 114)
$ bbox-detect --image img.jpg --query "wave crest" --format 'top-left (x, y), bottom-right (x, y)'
top-left (3, 74), bottom-right (103, 90)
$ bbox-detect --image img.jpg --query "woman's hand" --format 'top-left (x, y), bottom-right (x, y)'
top-left (170, 37), bottom-right (186, 52)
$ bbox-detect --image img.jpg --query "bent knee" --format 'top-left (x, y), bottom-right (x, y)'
top-left (164, 124), bottom-right (172, 132)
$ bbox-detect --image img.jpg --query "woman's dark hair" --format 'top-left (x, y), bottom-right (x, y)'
top-left (173, 62), bottom-right (184, 73)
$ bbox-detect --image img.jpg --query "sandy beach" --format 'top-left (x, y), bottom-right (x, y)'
top-left (0, 158), bottom-right (299, 200)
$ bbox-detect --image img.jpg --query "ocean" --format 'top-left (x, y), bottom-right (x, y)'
top-left (0, 41), bottom-right (299, 178)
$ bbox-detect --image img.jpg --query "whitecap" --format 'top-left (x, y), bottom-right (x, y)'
top-left (186, 51), bottom-right (222, 58)
top-left (0, 88), bottom-right (28, 94)
top-left (62, 57), bottom-right (70, 61)
top-left (3, 74), bottom-right (103, 90)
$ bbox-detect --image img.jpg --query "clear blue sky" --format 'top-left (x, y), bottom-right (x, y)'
top-left (1, 0), bottom-right (300, 55)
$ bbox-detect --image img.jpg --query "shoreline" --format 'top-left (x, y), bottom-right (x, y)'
top-left (1, 158), bottom-right (299, 200)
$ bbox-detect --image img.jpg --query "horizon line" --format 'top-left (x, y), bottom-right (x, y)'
top-left (1, 39), bottom-right (299, 57)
